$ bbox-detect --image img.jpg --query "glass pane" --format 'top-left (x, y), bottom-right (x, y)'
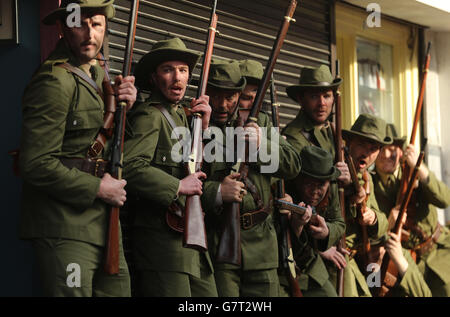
top-left (356, 37), bottom-right (394, 123)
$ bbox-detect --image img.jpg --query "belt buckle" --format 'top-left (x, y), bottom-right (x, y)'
top-left (241, 213), bottom-right (253, 230)
top-left (87, 140), bottom-right (103, 158)
top-left (94, 159), bottom-right (106, 177)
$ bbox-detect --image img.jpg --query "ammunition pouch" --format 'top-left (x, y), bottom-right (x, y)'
top-left (412, 222), bottom-right (442, 258)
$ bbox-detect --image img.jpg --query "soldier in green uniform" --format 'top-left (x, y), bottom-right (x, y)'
top-left (369, 229), bottom-right (432, 297)
top-left (202, 60), bottom-right (301, 296)
top-left (19, 0), bottom-right (137, 297)
top-left (373, 124), bottom-right (450, 296)
top-left (238, 59), bottom-right (263, 113)
top-left (279, 146), bottom-right (346, 297)
top-left (123, 37), bottom-right (217, 297)
top-left (282, 65), bottom-right (350, 184)
top-left (281, 65), bottom-right (351, 292)
top-left (340, 114), bottom-right (391, 297)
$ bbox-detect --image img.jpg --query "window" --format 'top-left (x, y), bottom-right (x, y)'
top-left (356, 37), bottom-right (394, 123)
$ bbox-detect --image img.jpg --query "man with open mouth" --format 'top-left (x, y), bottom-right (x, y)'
top-left (340, 113), bottom-right (392, 296)
top-left (123, 37), bottom-right (216, 297)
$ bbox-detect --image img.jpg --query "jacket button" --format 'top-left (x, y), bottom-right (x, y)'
top-left (162, 156), bottom-right (166, 162)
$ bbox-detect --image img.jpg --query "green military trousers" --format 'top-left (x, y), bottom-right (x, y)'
top-left (31, 238), bottom-right (130, 297)
top-left (279, 274), bottom-right (337, 297)
top-left (136, 269), bottom-right (218, 297)
top-left (343, 258), bottom-right (372, 297)
top-left (419, 244), bottom-right (450, 297)
top-left (215, 268), bottom-right (280, 297)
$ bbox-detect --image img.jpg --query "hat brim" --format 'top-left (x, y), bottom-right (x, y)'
top-left (393, 136), bottom-right (407, 148)
top-left (300, 166), bottom-right (341, 181)
top-left (42, 2), bottom-right (115, 25)
top-left (286, 78), bottom-right (342, 103)
top-left (243, 76), bottom-right (261, 86)
top-left (342, 129), bottom-right (393, 145)
top-left (207, 76), bottom-right (247, 91)
top-left (134, 48), bottom-right (201, 91)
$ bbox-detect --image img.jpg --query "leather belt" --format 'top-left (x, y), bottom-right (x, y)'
top-left (60, 157), bottom-right (110, 178)
top-left (413, 222), bottom-right (442, 257)
top-left (240, 207), bottom-right (270, 230)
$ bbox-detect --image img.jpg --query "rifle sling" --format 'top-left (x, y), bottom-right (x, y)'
top-left (242, 176), bottom-right (264, 210)
top-left (57, 63), bottom-right (104, 99)
top-left (155, 105), bottom-right (182, 141)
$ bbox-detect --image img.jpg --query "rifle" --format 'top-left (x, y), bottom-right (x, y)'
top-left (376, 151), bottom-right (425, 297)
top-left (183, 0), bottom-right (218, 251)
top-left (104, 0), bottom-right (140, 275)
top-left (333, 60), bottom-right (346, 297)
top-left (215, 0), bottom-right (298, 266)
top-left (275, 200), bottom-right (315, 217)
top-left (396, 42), bottom-right (431, 206)
top-left (343, 147), bottom-right (370, 269)
top-left (270, 75), bottom-right (302, 297)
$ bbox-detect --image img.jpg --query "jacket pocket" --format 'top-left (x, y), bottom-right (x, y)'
top-left (63, 109), bottom-right (103, 153)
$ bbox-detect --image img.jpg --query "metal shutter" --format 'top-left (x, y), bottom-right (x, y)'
top-left (108, 0), bottom-right (333, 126)
top-left (109, 0), bottom-right (332, 293)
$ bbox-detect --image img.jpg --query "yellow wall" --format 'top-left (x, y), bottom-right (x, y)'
top-left (336, 2), bottom-right (419, 144)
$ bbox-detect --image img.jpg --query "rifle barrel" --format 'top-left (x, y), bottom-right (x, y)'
top-left (246, 0), bottom-right (297, 124)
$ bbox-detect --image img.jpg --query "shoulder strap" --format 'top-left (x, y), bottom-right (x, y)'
top-left (155, 105), bottom-right (181, 141)
top-left (57, 63), bottom-right (104, 99)
top-left (58, 63), bottom-right (115, 159)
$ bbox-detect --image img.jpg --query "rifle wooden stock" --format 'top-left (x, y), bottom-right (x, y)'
top-left (216, 0), bottom-right (298, 266)
top-left (377, 152), bottom-right (424, 297)
top-left (216, 202), bottom-right (242, 264)
top-left (334, 60), bottom-right (346, 297)
top-left (104, 0), bottom-right (140, 275)
top-left (396, 42), bottom-right (431, 206)
top-left (184, 1), bottom-right (218, 251)
top-left (343, 148), bottom-right (370, 268)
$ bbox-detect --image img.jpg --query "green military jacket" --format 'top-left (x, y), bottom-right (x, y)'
top-left (202, 112), bottom-right (301, 271)
top-left (282, 109), bottom-right (335, 157)
top-left (123, 91), bottom-right (213, 277)
top-left (287, 181), bottom-right (346, 289)
top-left (281, 109), bottom-right (345, 290)
top-left (372, 168), bottom-right (450, 284)
top-left (390, 248), bottom-right (432, 297)
top-left (19, 39), bottom-right (109, 246)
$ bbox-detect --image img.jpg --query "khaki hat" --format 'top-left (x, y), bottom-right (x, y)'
top-left (207, 60), bottom-right (246, 91)
top-left (42, 0), bottom-right (115, 25)
top-left (386, 123), bottom-right (407, 149)
top-left (286, 65), bottom-right (342, 102)
top-left (300, 146), bottom-right (341, 180)
top-left (239, 59), bottom-right (263, 85)
top-left (342, 114), bottom-right (393, 145)
top-left (134, 37), bottom-right (202, 91)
